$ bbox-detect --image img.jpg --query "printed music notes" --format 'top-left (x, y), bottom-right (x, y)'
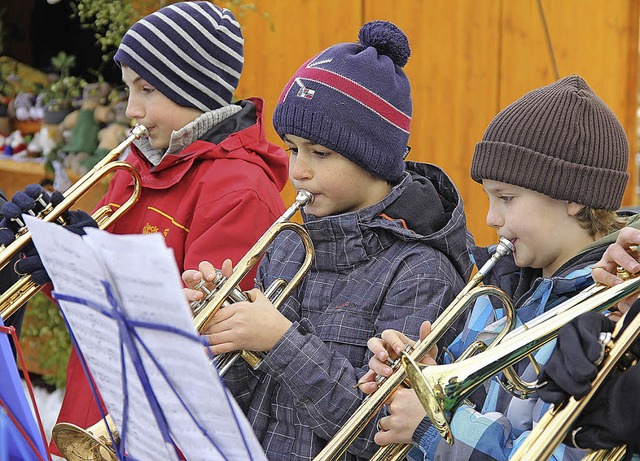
top-left (25, 215), bottom-right (266, 461)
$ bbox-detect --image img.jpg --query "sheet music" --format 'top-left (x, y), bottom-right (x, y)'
top-left (25, 215), bottom-right (266, 461)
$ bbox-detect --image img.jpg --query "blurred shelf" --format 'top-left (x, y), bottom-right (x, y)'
top-left (0, 157), bottom-right (108, 213)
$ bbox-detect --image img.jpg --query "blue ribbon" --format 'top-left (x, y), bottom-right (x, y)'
top-left (54, 280), bottom-right (260, 460)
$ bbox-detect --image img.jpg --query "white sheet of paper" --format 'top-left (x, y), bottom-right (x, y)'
top-left (25, 215), bottom-right (266, 461)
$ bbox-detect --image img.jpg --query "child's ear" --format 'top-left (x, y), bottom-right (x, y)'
top-left (567, 202), bottom-right (585, 216)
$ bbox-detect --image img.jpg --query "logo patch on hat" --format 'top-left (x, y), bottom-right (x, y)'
top-left (296, 87), bottom-right (315, 99)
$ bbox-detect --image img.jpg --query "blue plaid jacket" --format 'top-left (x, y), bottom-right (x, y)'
top-left (224, 162), bottom-right (472, 460)
top-left (415, 233), bottom-right (632, 461)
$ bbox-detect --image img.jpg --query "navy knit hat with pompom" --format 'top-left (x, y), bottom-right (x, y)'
top-left (272, 20), bottom-right (412, 183)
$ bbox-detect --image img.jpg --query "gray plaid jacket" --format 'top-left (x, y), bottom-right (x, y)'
top-left (224, 162), bottom-right (472, 460)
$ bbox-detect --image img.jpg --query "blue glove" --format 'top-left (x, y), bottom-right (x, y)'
top-left (48, 191), bottom-right (99, 236)
top-left (15, 245), bottom-right (51, 285)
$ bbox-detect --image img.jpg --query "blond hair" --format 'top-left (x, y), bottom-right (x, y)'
top-left (575, 207), bottom-right (626, 239)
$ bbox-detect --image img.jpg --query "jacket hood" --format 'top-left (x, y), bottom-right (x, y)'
top-left (126, 98), bottom-right (289, 191)
top-left (302, 160), bottom-right (472, 280)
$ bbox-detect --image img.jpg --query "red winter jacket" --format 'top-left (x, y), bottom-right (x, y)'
top-left (49, 98), bottom-right (288, 455)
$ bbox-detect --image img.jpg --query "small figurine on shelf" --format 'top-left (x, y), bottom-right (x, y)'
top-left (3, 130), bottom-right (27, 157)
top-left (12, 93), bottom-right (36, 121)
top-left (27, 126), bottom-right (58, 159)
top-left (60, 82), bottom-right (111, 175)
top-left (78, 99), bottom-right (131, 174)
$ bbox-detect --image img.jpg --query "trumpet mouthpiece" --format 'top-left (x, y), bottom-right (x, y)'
top-left (297, 189), bottom-right (314, 205)
top-left (131, 124), bottom-right (149, 138)
top-left (496, 237), bottom-right (514, 255)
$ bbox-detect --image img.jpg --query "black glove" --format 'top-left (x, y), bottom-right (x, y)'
top-left (568, 300), bottom-right (640, 452)
top-left (0, 184), bottom-right (52, 245)
top-left (570, 363), bottom-right (640, 452)
top-left (3, 187), bottom-right (99, 285)
top-left (537, 312), bottom-right (615, 405)
top-left (48, 191), bottom-right (99, 236)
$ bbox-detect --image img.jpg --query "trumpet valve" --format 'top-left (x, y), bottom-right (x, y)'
top-left (374, 343), bottom-right (414, 386)
top-left (617, 245), bottom-right (640, 280)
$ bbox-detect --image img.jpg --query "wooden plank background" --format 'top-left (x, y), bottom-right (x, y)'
top-left (236, 0), bottom-right (639, 246)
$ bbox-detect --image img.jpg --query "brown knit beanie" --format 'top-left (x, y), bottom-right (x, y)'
top-left (471, 75), bottom-right (629, 210)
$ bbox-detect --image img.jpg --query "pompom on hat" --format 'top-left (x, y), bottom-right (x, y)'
top-left (114, 1), bottom-right (244, 112)
top-left (273, 20), bottom-right (412, 183)
top-left (471, 75), bottom-right (629, 210)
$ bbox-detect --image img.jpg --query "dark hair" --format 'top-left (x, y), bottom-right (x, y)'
top-left (574, 207), bottom-right (626, 239)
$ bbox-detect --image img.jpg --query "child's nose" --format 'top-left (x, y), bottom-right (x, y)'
top-left (290, 154), bottom-right (312, 181)
top-left (125, 96), bottom-right (143, 120)
top-left (485, 206), bottom-right (503, 229)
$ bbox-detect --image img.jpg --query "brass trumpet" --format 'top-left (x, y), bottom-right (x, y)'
top-left (313, 238), bottom-right (515, 461)
top-left (53, 414), bottom-right (119, 461)
top-left (0, 124), bottom-right (147, 321)
top-left (402, 272), bottom-right (640, 446)
top-left (191, 189), bottom-right (314, 374)
top-left (509, 305), bottom-right (640, 461)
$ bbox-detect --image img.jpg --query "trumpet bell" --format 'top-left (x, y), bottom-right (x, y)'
top-left (52, 417), bottom-right (118, 461)
top-left (402, 353), bottom-right (453, 444)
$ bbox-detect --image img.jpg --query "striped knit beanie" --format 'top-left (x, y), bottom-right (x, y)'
top-left (471, 75), bottom-right (629, 210)
top-left (114, 1), bottom-right (244, 112)
top-left (272, 20), bottom-right (412, 183)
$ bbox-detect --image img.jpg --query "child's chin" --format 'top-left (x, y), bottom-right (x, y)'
top-left (304, 206), bottom-right (327, 218)
top-left (149, 139), bottom-right (168, 150)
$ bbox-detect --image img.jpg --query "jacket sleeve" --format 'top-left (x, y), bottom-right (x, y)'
top-left (183, 188), bottom-right (281, 291)
top-left (417, 404), bottom-right (587, 461)
top-left (257, 250), bottom-right (466, 458)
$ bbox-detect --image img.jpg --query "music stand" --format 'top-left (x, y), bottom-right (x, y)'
top-left (25, 215), bottom-right (267, 461)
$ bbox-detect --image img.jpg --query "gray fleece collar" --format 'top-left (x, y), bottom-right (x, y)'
top-left (135, 104), bottom-right (242, 166)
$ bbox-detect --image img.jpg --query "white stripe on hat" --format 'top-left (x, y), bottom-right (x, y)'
top-left (190, 2), bottom-right (244, 46)
top-left (136, 19), bottom-right (239, 93)
top-left (119, 42), bottom-right (225, 112)
top-left (124, 30), bottom-right (230, 106)
top-left (166, 5), bottom-right (244, 65)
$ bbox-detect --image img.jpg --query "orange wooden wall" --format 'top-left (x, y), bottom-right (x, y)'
top-left (236, 0), bottom-right (639, 246)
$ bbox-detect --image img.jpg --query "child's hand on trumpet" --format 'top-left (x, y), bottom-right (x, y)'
top-left (356, 320), bottom-right (437, 445)
top-left (182, 259), bottom-right (229, 303)
top-left (591, 227), bottom-right (640, 318)
top-left (183, 259), bottom-right (292, 354)
top-left (359, 320), bottom-right (438, 394)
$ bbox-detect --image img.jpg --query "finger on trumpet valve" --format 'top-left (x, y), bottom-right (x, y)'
top-left (617, 267), bottom-right (632, 280)
top-left (618, 245), bottom-right (640, 279)
top-left (193, 279), bottom-right (211, 295)
top-left (373, 343), bottom-right (414, 386)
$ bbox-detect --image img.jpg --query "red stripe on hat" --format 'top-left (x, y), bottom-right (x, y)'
top-left (297, 66), bottom-right (410, 132)
top-left (278, 57), bottom-right (315, 104)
